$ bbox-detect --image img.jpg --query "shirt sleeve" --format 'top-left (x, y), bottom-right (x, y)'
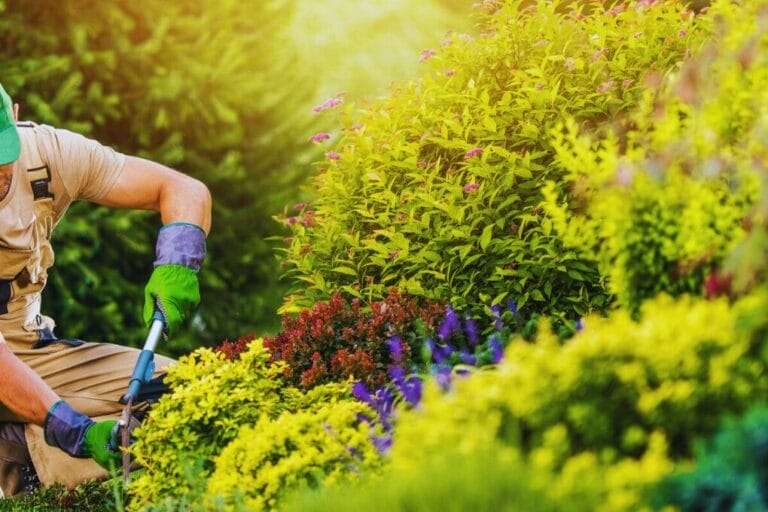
top-left (37, 125), bottom-right (126, 202)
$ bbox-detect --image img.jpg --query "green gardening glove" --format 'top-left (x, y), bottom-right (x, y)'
top-left (143, 264), bottom-right (200, 335)
top-left (144, 222), bottom-right (206, 335)
top-left (83, 420), bottom-right (122, 471)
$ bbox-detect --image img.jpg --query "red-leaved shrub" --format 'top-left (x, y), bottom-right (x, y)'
top-left (256, 290), bottom-right (443, 388)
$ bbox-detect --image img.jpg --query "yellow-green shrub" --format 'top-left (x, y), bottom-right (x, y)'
top-left (389, 291), bottom-right (768, 510)
top-left (206, 400), bottom-right (380, 511)
top-left (543, 0), bottom-right (766, 312)
top-left (282, 0), bottom-right (709, 324)
top-left (128, 341), bottom-right (378, 511)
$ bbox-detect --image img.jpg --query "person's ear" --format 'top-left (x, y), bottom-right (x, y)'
top-left (12, 103), bottom-right (18, 122)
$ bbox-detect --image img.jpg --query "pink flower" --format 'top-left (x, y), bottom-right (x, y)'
top-left (464, 147), bottom-right (484, 160)
top-left (419, 49), bottom-right (436, 63)
top-left (313, 96), bottom-right (343, 113)
top-left (326, 151), bottom-right (341, 161)
top-left (310, 132), bottom-right (331, 143)
top-left (608, 3), bottom-right (625, 16)
top-left (678, 30), bottom-right (688, 38)
top-left (597, 80), bottom-right (615, 93)
top-left (293, 202), bottom-right (307, 211)
top-left (463, 182), bottom-right (480, 193)
top-left (287, 216), bottom-right (299, 225)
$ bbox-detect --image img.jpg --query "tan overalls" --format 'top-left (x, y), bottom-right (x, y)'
top-left (0, 122), bottom-right (172, 496)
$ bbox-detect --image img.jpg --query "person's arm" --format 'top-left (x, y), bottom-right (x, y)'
top-left (94, 156), bottom-right (212, 233)
top-left (0, 342), bottom-right (58, 425)
top-left (95, 156), bottom-right (212, 334)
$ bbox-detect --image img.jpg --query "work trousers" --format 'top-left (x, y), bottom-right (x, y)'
top-left (0, 325), bottom-right (173, 497)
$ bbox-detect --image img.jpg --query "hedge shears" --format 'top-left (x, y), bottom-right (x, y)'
top-left (117, 305), bottom-right (167, 481)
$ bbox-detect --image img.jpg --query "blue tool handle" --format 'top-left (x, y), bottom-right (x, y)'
top-left (122, 349), bottom-right (155, 404)
top-left (120, 306), bottom-right (166, 404)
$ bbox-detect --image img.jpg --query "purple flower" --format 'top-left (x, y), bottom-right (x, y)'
top-left (489, 335), bottom-right (503, 364)
top-left (463, 182), bottom-right (480, 193)
top-left (352, 381), bottom-right (373, 405)
top-left (464, 316), bottom-right (480, 346)
top-left (388, 366), bottom-right (405, 384)
top-left (387, 335), bottom-right (403, 362)
top-left (326, 151), bottom-right (341, 161)
top-left (419, 49), bottom-right (436, 62)
top-left (438, 306), bottom-right (461, 341)
top-left (491, 304), bottom-right (504, 331)
top-left (459, 351), bottom-right (477, 365)
top-left (436, 366), bottom-right (452, 390)
top-left (312, 96), bottom-right (343, 113)
top-left (310, 132), bottom-right (331, 143)
top-left (401, 376), bottom-right (423, 406)
top-left (506, 299), bottom-right (518, 314)
top-left (372, 435), bottom-right (393, 453)
top-left (464, 147), bottom-right (483, 160)
top-left (432, 342), bottom-right (454, 364)
top-left (576, 318), bottom-right (585, 331)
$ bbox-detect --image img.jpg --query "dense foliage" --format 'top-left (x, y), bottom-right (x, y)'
top-left (653, 407), bottom-right (768, 511)
top-left (543, 0), bottom-right (766, 313)
top-left (281, 0), bottom-right (709, 327)
top-left (128, 342), bottom-right (378, 511)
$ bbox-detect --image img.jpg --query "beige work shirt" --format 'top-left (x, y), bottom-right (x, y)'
top-left (0, 122), bottom-right (125, 341)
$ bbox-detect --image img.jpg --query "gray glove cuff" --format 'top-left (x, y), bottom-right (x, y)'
top-left (154, 222), bottom-right (207, 272)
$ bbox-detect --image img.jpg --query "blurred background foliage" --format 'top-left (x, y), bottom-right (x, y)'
top-left (0, 0), bottom-right (471, 355)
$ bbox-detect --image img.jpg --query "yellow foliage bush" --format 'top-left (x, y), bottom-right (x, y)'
top-left (390, 291), bottom-right (768, 510)
top-left (207, 400), bottom-right (380, 511)
top-left (128, 341), bottom-right (379, 511)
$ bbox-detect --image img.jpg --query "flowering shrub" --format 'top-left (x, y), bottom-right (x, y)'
top-left (543, 0), bottom-right (764, 313)
top-left (388, 291), bottom-right (768, 509)
top-left (128, 342), bottom-right (379, 511)
top-left (281, 0), bottom-right (709, 325)
top-left (256, 290), bottom-right (443, 388)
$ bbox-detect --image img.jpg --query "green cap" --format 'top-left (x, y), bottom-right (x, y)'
top-left (0, 83), bottom-right (20, 166)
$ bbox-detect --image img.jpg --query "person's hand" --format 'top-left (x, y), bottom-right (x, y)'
top-left (83, 420), bottom-right (122, 470)
top-left (43, 401), bottom-right (121, 471)
top-left (143, 222), bottom-right (206, 335)
top-left (143, 265), bottom-right (200, 335)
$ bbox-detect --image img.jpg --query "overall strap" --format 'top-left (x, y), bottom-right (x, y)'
top-left (17, 123), bottom-right (53, 201)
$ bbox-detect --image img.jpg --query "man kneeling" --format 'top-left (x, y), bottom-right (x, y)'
top-left (0, 83), bottom-right (211, 496)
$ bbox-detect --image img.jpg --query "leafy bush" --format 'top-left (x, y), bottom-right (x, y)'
top-left (128, 342), bottom-right (378, 511)
top-left (388, 291), bottom-right (768, 509)
top-left (282, 446), bottom-right (596, 512)
top-left (281, 0), bottom-right (709, 325)
top-left (206, 400), bottom-right (380, 511)
top-left (0, 0), bottom-right (315, 351)
top-left (245, 290), bottom-right (443, 388)
top-left (652, 407), bottom-right (768, 511)
top-left (543, 0), bottom-right (766, 313)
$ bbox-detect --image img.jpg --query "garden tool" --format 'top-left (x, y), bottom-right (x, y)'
top-left (117, 304), bottom-right (167, 481)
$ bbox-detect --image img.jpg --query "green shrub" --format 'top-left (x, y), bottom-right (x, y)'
top-left (652, 406), bottom-right (768, 511)
top-left (281, 0), bottom-right (709, 325)
top-left (387, 290), bottom-right (768, 509)
top-left (281, 446), bottom-right (597, 512)
top-left (206, 400), bottom-right (380, 511)
top-left (543, 0), bottom-right (766, 313)
top-left (128, 342), bottom-right (379, 511)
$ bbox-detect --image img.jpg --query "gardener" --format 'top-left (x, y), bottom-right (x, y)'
top-left (0, 83), bottom-right (211, 497)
